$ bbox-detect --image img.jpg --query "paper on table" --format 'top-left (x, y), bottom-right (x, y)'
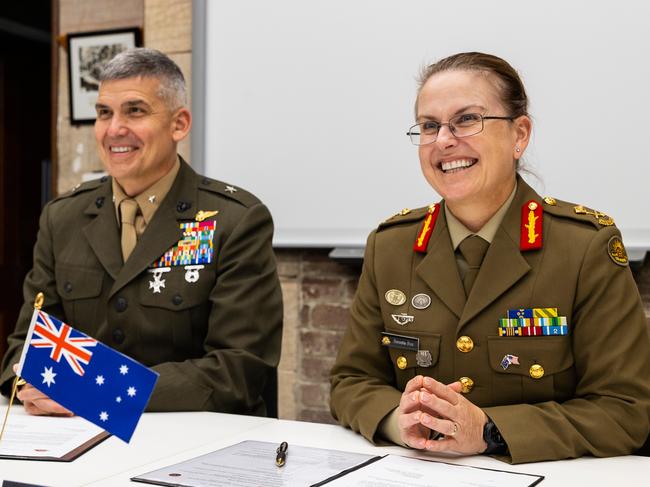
top-left (322, 454), bottom-right (544, 487)
top-left (132, 440), bottom-right (378, 487)
top-left (0, 409), bottom-right (109, 461)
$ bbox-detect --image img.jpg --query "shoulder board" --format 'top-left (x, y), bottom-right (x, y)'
top-left (542, 196), bottom-right (616, 230)
top-left (197, 176), bottom-right (261, 208)
top-left (52, 177), bottom-right (107, 202)
top-left (378, 206), bottom-right (431, 232)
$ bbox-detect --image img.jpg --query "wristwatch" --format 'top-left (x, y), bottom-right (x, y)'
top-left (483, 417), bottom-right (507, 454)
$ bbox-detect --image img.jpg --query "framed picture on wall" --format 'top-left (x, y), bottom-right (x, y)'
top-left (67, 27), bottom-right (142, 124)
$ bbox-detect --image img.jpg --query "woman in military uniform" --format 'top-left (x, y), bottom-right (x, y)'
top-left (329, 52), bottom-right (650, 463)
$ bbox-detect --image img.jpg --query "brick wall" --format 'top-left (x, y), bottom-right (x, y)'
top-left (276, 249), bottom-right (360, 423)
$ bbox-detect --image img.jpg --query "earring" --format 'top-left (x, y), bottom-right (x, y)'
top-left (515, 147), bottom-right (521, 152)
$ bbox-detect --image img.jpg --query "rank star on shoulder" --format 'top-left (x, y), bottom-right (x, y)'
top-left (225, 185), bottom-right (237, 193)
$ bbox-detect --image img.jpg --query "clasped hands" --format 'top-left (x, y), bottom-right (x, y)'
top-left (398, 375), bottom-right (488, 454)
top-left (12, 363), bottom-right (73, 417)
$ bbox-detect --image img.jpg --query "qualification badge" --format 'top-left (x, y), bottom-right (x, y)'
top-left (391, 313), bottom-right (414, 326)
top-left (411, 293), bottom-right (431, 310)
top-left (385, 289), bottom-right (406, 306)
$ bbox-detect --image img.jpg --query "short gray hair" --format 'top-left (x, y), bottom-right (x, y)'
top-left (99, 47), bottom-right (187, 109)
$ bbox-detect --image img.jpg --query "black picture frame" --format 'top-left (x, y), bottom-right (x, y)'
top-left (67, 27), bottom-right (142, 125)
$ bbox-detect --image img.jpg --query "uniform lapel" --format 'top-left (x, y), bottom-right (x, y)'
top-left (109, 161), bottom-right (197, 299)
top-left (458, 177), bottom-right (539, 329)
top-left (83, 183), bottom-right (122, 280)
top-left (415, 206), bottom-right (466, 319)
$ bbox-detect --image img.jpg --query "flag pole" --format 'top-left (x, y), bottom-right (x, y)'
top-left (0, 292), bottom-right (43, 442)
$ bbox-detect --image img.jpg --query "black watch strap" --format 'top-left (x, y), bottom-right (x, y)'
top-left (483, 417), bottom-right (507, 455)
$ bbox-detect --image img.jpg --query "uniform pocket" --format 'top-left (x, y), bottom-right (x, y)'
top-left (487, 336), bottom-right (575, 404)
top-left (55, 265), bottom-right (104, 299)
top-left (55, 265), bottom-right (104, 329)
top-left (386, 331), bottom-right (441, 390)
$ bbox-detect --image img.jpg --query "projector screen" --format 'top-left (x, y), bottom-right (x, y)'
top-left (199, 0), bottom-right (650, 258)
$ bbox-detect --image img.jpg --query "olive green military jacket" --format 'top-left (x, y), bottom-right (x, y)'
top-left (1, 159), bottom-right (283, 415)
top-left (330, 177), bottom-right (650, 463)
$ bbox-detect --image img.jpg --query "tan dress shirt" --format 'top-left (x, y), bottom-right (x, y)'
top-left (112, 157), bottom-right (181, 239)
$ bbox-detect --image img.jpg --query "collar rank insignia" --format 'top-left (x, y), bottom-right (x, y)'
top-left (520, 200), bottom-right (543, 251)
top-left (413, 203), bottom-right (440, 253)
top-left (195, 210), bottom-right (219, 222)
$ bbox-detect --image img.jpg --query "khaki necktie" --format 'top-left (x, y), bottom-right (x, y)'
top-left (120, 198), bottom-right (139, 262)
top-left (458, 235), bottom-right (489, 296)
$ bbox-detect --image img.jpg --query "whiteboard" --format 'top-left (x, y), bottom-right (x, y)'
top-left (201, 0), bottom-right (650, 256)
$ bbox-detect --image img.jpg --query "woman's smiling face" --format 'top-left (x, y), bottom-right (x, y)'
top-left (416, 70), bottom-right (526, 209)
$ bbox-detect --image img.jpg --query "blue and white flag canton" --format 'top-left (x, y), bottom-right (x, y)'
top-left (17, 309), bottom-right (159, 443)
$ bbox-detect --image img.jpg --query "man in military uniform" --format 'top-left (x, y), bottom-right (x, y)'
top-left (0, 48), bottom-right (282, 416)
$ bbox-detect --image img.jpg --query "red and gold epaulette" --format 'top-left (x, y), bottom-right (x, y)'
top-left (520, 200), bottom-right (543, 251)
top-left (413, 203), bottom-right (440, 253)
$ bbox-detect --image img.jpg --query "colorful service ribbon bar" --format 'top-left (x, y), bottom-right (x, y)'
top-left (507, 308), bottom-right (558, 318)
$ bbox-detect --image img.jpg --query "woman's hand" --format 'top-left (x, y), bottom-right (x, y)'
top-left (398, 375), bottom-right (488, 454)
top-left (397, 375), bottom-right (436, 449)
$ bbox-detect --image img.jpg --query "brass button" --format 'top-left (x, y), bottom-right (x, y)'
top-left (396, 356), bottom-right (408, 370)
top-left (529, 364), bottom-right (544, 379)
top-left (456, 336), bottom-right (474, 353)
top-left (459, 376), bottom-right (474, 393)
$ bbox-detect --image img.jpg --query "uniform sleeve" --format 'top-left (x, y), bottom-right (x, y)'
top-left (0, 203), bottom-right (65, 395)
top-left (330, 231), bottom-right (403, 442)
top-left (485, 226), bottom-right (650, 463)
top-left (146, 203), bottom-right (283, 414)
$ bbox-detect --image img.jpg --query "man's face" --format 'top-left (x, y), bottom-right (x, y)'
top-left (94, 76), bottom-right (189, 193)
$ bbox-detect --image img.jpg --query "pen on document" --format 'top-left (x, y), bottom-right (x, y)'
top-left (276, 441), bottom-right (288, 467)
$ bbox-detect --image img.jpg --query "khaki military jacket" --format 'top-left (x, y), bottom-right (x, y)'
top-left (1, 159), bottom-right (283, 415)
top-left (330, 177), bottom-right (650, 463)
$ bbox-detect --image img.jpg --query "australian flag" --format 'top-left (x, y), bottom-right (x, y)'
top-left (16, 309), bottom-right (159, 443)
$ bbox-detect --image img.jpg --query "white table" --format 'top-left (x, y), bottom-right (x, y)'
top-left (1, 406), bottom-right (649, 487)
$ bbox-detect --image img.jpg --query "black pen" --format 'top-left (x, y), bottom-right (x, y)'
top-left (275, 441), bottom-right (288, 467)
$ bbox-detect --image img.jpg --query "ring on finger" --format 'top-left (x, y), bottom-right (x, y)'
top-left (450, 422), bottom-right (459, 436)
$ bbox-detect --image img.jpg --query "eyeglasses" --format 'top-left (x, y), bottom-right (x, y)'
top-left (406, 113), bottom-right (515, 146)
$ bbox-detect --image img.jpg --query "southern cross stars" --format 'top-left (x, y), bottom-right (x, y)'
top-left (96, 375), bottom-right (105, 385)
top-left (41, 366), bottom-right (56, 387)
top-left (127, 386), bottom-right (137, 397)
top-left (119, 365), bottom-right (129, 375)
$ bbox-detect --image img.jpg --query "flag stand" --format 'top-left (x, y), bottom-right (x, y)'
top-left (0, 292), bottom-right (43, 442)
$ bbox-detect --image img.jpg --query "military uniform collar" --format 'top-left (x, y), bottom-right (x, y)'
top-left (445, 182), bottom-right (518, 250)
top-left (111, 156), bottom-right (181, 227)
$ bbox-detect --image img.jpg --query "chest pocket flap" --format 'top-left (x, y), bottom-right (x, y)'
top-left (55, 265), bottom-right (104, 300)
top-left (487, 336), bottom-right (574, 376)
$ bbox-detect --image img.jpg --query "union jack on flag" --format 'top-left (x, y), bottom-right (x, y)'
top-left (17, 308), bottom-right (159, 442)
top-left (29, 311), bottom-right (97, 376)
